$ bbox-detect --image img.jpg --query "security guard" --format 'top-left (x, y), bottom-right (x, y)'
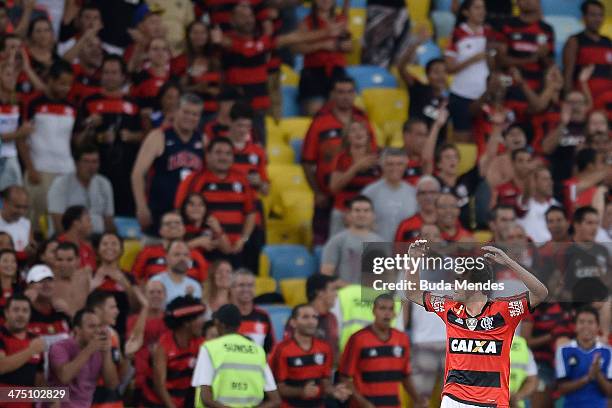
top-left (509, 335), bottom-right (538, 408)
top-left (191, 304), bottom-right (281, 408)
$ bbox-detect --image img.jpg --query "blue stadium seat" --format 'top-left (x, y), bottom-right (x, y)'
top-left (290, 139), bottom-right (303, 163)
top-left (544, 16), bottom-right (583, 67)
top-left (260, 304), bottom-right (292, 341)
top-left (416, 40), bottom-right (443, 67)
top-left (281, 87), bottom-right (300, 117)
top-left (337, 0), bottom-right (366, 8)
top-left (262, 244), bottom-right (316, 280)
top-left (434, 0), bottom-right (454, 11)
top-left (296, 4), bottom-right (310, 22)
top-left (345, 65), bottom-right (398, 92)
top-left (313, 245), bottom-right (323, 268)
top-left (114, 217), bottom-right (142, 239)
top-left (541, 0), bottom-right (582, 17)
top-left (431, 10), bottom-right (456, 41)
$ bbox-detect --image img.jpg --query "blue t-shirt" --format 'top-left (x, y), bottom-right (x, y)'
top-left (555, 339), bottom-right (612, 408)
top-left (150, 272), bottom-right (203, 306)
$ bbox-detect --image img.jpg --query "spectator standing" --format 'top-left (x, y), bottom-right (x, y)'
top-left (0, 186), bottom-right (33, 258)
top-left (562, 148), bottom-right (608, 217)
top-left (143, 295), bottom-right (204, 408)
top-left (131, 93), bottom-right (205, 239)
top-left (362, 148), bottom-right (417, 242)
top-left (361, 0), bottom-right (410, 68)
top-left (192, 303), bottom-right (280, 408)
top-left (563, 0), bottom-right (611, 99)
top-left (48, 308), bottom-right (120, 408)
top-left (395, 175), bottom-right (441, 243)
top-left (123, 4), bottom-right (166, 71)
top-left (180, 193), bottom-right (232, 257)
top-left (18, 60), bottom-right (75, 233)
top-left (328, 121), bottom-right (380, 237)
top-left (0, 249), bottom-right (21, 318)
top-left (150, 240), bottom-right (203, 305)
top-left (24, 17), bottom-right (62, 80)
top-left (53, 242), bottom-right (90, 318)
top-left (203, 259), bottom-right (233, 319)
top-left (47, 145), bottom-right (114, 235)
top-left (56, 206), bottom-right (96, 271)
top-left (204, 0), bottom-right (269, 31)
top-left (129, 37), bottom-right (171, 112)
top-left (401, 119), bottom-right (429, 185)
top-left (556, 306), bottom-right (612, 408)
top-left (301, 76), bottom-right (376, 245)
top-left (131, 211), bottom-right (209, 284)
top-left (517, 167), bottom-right (560, 244)
top-left (490, 148), bottom-right (533, 209)
top-left (203, 86), bottom-right (241, 141)
top-left (90, 0), bottom-right (144, 53)
top-left (64, 32), bottom-right (104, 106)
top-left (57, 4), bottom-right (111, 57)
top-left (174, 138), bottom-right (256, 267)
top-left (146, 0), bottom-right (194, 55)
top-left (321, 196), bottom-right (383, 284)
top-left (294, 0), bottom-right (351, 116)
top-left (231, 268), bottom-right (275, 353)
top-left (76, 55), bottom-right (142, 217)
top-left (270, 304), bottom-right (350, 407)
top-left (339, 294), bottom-right (426, 408)
top-left (0, 294), bottom-right (46, 399)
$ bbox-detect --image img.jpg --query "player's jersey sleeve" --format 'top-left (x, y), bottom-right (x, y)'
top-left (422, 291), bottom-right (452, 322)
top-left (498, 291), bottom-right (533, 328)
top-left (554, 345), bottom-right (570, 380)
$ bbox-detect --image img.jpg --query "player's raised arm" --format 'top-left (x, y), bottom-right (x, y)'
top-left (402, 240), bottom-right (428, 306)
top-left (482, 246), bottom-right (549, 307)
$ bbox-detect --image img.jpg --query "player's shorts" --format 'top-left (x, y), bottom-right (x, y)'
top-left (441, 395), bottom-right (495, 408)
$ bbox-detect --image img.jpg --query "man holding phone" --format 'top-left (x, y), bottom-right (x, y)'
top-left (48, 308), bottom-right (120, 408)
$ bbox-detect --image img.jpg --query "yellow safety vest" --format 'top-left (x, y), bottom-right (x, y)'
top-left (509, 335), bottom-right (530, 408)
top-left (195, 333), bottom-right (268, 408)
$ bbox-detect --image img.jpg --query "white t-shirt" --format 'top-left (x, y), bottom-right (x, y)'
top-left (191, 345), bottom-right (277, 391)
top-left (0, 215), bottom-right (30, 251)
top-left (518, 197), bottom-right (559, 245)
top-left (0, 104), bottom-right (19, 158)
top-left (446, 23), bottom-right (490, 100)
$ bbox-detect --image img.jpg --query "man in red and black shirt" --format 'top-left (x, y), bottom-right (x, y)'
top-left (563, 0), bottom-right (612, 99)
top-left (231, 269), bottom-right (275, 353)
top-left (340, 294), bottom-right (425, 408)
top-left (436, 193), bottom-right (473, 242)
top-left (203, 0), bottom-right (270, 31)
top-left (402, 119), bottom-right (429, 185)
top-left (175, 137), bottom-right (256, 266)
top-left (301, 76), bottom-right (376, 245)
top-left (403, 243), bottom-right (548, 407)
top-left (270, 304), bottom-right (350, 408)
top-left (395, 175), bottom-right (440, 243)
top-left (0, 294), bottom-right (46, 406)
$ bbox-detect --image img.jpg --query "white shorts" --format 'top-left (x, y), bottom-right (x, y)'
top-left (440, 395), bottom-right (494, 408)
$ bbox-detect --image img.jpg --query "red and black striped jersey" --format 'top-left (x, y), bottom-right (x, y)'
top-left (563, 176), bottom-right (598, 217)
top-left (531, 104), bottom-right (560, 155)
top-left (91, 328), bottom-right (123, 408)
top-left (301, 104), bottom-right (376, 195)
top-left (572, 31), bottom-right (612, 99)
top-left (269, 337), bottom-right (333, 408)
top-left (203, 119), bottom-right (230, 142)
top-left (403, 158), bottom-right (423, 186)
top-left (339, 326), bottom-right (411, 408)
top-left (175, 169), bottom-right (256, 243)
top-left (0, 326), bottom-right (43, 387)
top-left (79, 92), bottom-right (140, 134)
top-left (302, 14), bottom-right (348, 74)
top-left (170, 54), bottom-right (222, 114)
top-left (131, 244), bottom-right (209, 284)
top-left (493, 181), bottom-right (524, 216)
top-left (141, 332), bottom-right (203, 407)
top-left (238, 306), bottom-right (275, 353)
top-left (68, 63), bottom-right (102, 106)
top-left (129, 68), bottom-right (170, 109)
top-left (331, 150), bottom-right (381, 210)
top-left (203, 0), bottom-right (270, 31)
top-left (222, 32), bottom-right (273, 111)
top-left (525, 302), bottom-right (567, 365)
top-left (232, 142), bottom-right (268, 226)
top-left (500, 17), bottom-right (554, 90)
top-left (595, 90), bottom-right (612, 120)
top-left (394, 214), bottom-right (424, 243)
top-left (27, 305), bottom-right (70, 340)
top-left (423, 291), bottom-right (533, 407)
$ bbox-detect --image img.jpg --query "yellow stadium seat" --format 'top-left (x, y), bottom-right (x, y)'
top-left (278, 117), bottom-right (312, 140)
top-left (267, 144), bottom-right (295, 164)
top-left (281, 190), bottom-right (314, 221)
top-left (38, 215), bottom-right (48, 239)
top-left (280, 64), bottom-right (299, 87)
top-left (280, 278), bottom-right (308, 306)
top-left (266, 220), bottom-right (310, 245)
top-left (362, 88), bottom-right (408, 124)
top-left (119, 240), bottom-right (142, 272)
top-left (456, 143), bottom-right (477, 176)
top-left (268, 164), bottom-right (310, 193)
top-left (406, 0), bottom-right (430, 22)
top-left (602, 18), bottom-right (612, 38)
top-left (347, 8), bottom-right (366, 64)
top-left (255, 276), bottom-right (277, 296)
top-left (266, 116), bottom-right (285, 145)
top-left (404, 64), bottom-right (427, 84)
top-left (474, 230), bottom-right (492, 244)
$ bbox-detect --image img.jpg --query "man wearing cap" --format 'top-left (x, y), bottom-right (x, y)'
top-left (192, 304), bottom-right (280, 408)
top-left (25, 264), bottom-right (71, 350)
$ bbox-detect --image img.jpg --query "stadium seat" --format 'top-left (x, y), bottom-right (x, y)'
top-left (347, 8), bottom-right (366, 65)
top-left (260, 244), bottom-right (317, 280)
top-left (544, 16), bottom-right (583, 45)
top-left (266, 219), bottom-right (310, 245)
top-left (431, 10), bottom-right (456, 41)
top-left (295, 4), bottom-right (310, 21)
top-left (267, 164), bottom-right (310, 193)
top-left (38, 215), bottom-right (49, 239)
top-left (119, 239), bottom-right (142, 271)
top-left (255, 276), bottom-right (277, 297)
top-left (281, 86), bottom-right (300, 117)
top-left (290, 139), bottom-right (303, 163)
top-left (280, 64), bottom-right (299, 87)
top-left (278, 117), bottom-right (311, 141)
top-left (362, 88), bottom-right (408, 128)
top-left (406, 0), bottom-right (431, 22)
top-left (114, 216), bottom-right (142, 239)
top-left (267, 143), bottom-right (295, 164)
top-left (433, 0), bottom-right (453, 11)
top-left (416, 40), bottom-right (442, 67)
top-left (313, 245), bottom-right (324, 268)
top-left (260, 304), bottom-right (292, 341)
top-left (280, 278), bottom-right (308, 307)
top-left (266, 116), bottom-right (284, 144)
top-left (474, 230), bottom-right (493, 244)
top-left (603, 18), bottom-right (612, 38)
top-left (346, 65), bottom-right (398, 92)
top-left (337, 0), bottom-right (365, 8)
top-left (541, 0), bottom-right (582, 17)
top-left (456, 143), bottom-right (477, 176)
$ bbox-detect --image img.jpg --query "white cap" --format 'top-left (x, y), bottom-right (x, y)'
top-left (26, 265), bottom-right (54, 284)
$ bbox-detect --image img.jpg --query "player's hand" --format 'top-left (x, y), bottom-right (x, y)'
top-left (482, 245), bottom-right (512, 266)
top-left (408, 239), bottom-right (429, 259)
top-left (302, 381), bottom-right (319, 398)
top-left (331, 383), bottom-right (351, 401)
top-left (29, 337), bottom-right (46, 354)
top-left (588, 353), bottom-right (601, 379)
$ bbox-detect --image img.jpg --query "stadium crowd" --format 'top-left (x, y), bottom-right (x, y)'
top-left (0, 0), bottom-right (610, 406)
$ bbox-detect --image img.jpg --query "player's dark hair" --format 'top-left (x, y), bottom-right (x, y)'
top-left (61, 206), bottom-right (88, 232)
top-left (574, 305), bottom-right (600, 324)
top-left (581, 0), bottom-right (604, 15)
top-left (306, 274), bottom-right (337, 303)
top-left (573, 206), bottom-right (598, 224)
top-left (206, 136), bottom-right (234, 153)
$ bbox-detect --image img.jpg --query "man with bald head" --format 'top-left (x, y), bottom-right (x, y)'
top-left (0, 185), bottom-right (34, 256)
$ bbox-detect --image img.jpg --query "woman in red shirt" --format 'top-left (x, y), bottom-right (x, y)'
top-left (328, 121), bottom-right (380, 237)
top-left (180, 192), bottom-right (231, 257)
top-left (294, 0), bottom-right (352, 116)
